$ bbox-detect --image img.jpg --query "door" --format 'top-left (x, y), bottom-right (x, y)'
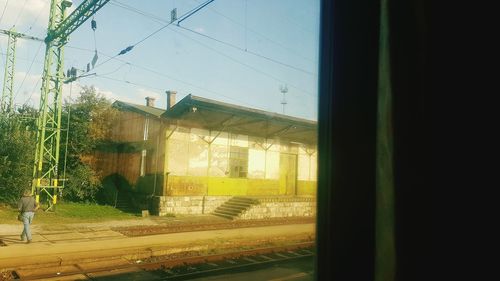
top-left (279, 153), bottom-right (298, 195)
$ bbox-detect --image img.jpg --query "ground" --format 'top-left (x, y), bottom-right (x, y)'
top-left (0, 202), bottom-right (315, 280)
top-left (0, 202), bottom-right (137, 225)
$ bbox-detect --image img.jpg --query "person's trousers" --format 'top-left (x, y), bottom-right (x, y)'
top-left (21, 211), bottom-right (35, 241)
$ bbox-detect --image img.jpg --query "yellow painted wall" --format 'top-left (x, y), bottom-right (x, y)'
top-left (165, 175), bottom-right (207, 196)
top-left (161, 126), bottom-right (318, 197)
top-left (165, 175), bottom-right (307, 196)
top-left (247, 179), bottom-right (281, 195)
top-left (207, 177), bottom-right (248, 195)
top-left (297, 180), bottom-right (317, 196)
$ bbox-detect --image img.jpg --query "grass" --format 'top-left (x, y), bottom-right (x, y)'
top-left (0, 202), bottom-right (137, 224)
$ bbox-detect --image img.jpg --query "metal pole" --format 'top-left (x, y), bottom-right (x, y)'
top-left (32, 0), bottom-right (111, 210)
top-left (33, 0), bottom-right (71, 209)
top-left (1, 31), bottom-right (17, 114)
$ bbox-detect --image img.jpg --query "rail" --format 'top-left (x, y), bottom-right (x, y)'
top-left (7, 242), bottom-right (315, 280)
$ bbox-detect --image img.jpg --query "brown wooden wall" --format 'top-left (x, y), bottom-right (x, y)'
top-left (111, 111), bottom-right (148, 142)
top-left (87, 109), bottom-right (165, 192)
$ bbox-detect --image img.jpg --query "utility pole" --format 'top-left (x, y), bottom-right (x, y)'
top-left (33, 0), bottom-right (110, 211)
top-left (1, 30), bottom-right (17, 114)
top-left (0, 29), bottom-right (43, 114)
top-left (279, 84), bottom-right (288, 114)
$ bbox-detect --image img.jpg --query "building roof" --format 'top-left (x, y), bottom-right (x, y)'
top-left (112, 100), bottom-right (165, 118)
top-left (162, 95), bottom-right (317, 145)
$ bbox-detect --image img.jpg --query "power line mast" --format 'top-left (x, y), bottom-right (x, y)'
top-left (33, 0), bottom-right (110, 211)
top-left (1, 29), bottom-right (17, 114)
top-left (279, 84), bottom-right (288, 114)
top-left (0, 29), bottom-right (44, 114)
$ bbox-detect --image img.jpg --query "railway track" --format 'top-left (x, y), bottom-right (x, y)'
top-left (3, 242), bottom-right (314, 280)
top-left (113, 217), bottom-right (315, 237)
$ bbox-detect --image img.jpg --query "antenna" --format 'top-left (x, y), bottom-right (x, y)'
top-left (279, 84), bottom-right (288, 114)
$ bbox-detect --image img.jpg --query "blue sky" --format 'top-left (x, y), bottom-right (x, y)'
top-left (0, 0), bottom-right (320, 120)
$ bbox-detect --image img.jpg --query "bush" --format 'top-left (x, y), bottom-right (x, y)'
top-left (58, 86), bottom-right (117, 202)
top-left (61, 163), bottom-right (102, 202)
top-left (0, 116), bottom-right (35, 204)
top-left (0, 86), bottom-right (116, 205)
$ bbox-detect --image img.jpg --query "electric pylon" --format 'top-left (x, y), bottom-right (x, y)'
top-left (1, 30), bottom-right (17, 114)
top-left (33, 0), bottom-right (110, 210)
top-left (0, 29), bottom-right (44, 114)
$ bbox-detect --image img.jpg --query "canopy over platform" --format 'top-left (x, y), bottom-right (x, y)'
top-left (161, 95), bottom-right (317, 145)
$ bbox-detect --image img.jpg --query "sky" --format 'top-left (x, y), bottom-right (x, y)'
top-left (0, 0), bottom-right (320, 120)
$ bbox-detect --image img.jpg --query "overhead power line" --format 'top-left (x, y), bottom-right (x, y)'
top-left (93, 73), bottom-right (257, 108)
top-left (168, 26), bottom-right (315, 97)
top-left (200, 2), bottom-right (317, 63)
top-left (22, 75), bottom-right (41, 107)
top-left (129, 0), bottom-right (215, 49)
top-left (65, 45), bottom-right (260, 107)
top-left (0, 45), bottom-right (5, 69)
top-left (23, 1), bottom-right (47, 34)
top-left (0, 0), bottom-right (9, 68)
top-left (175, 25), bottom-right (317, 76)
top-left (177, 0), bottom-right (215, 25)
top-left (110, 0), bottom-right (315, 76)
top-left (79, 0), bottom-right (216, 76)
top-left (94, 74), bottom-right (165, 92)
top-left (110, 0), bottom-right (166, 25)
top-left (0, 52), bottom-right (44, 63)
top-left (121, 0), bottom-right (215, 53)
top-left (92, 1), bottom-right (315, 99)
top-left (12, 41), bottom-right (44, 103)
top-left (0, 0), bottom-right (9, 24)
top-left (13, 0), bottom-right (28, 28)
top-left (97, 62), bottom-right (130, 76)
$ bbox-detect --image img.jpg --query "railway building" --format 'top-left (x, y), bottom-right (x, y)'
top-left (90, 92), bottom-right (317, 219)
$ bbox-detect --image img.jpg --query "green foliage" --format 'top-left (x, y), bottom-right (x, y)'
top-left (62, 85), bottom-right (117, 156)
top-left (0, 86), bottom-right (116, 204)
top-left (0, 114), bottom-right (36, 204)
top-left (50, 202), bottom-right (136, 220)
top-left (0, 202), bottom-right (136, 224)
top-left (62, 162), bottom-right (102, 202)
top-left (60, 86), bottom-right (117, 202)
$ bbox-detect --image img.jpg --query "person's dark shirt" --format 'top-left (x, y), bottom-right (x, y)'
top-left (18, 196), bottom-right (37, 212)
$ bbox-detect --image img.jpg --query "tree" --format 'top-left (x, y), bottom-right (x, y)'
top-left (60, 86), bottom-right (117, 202)
top-left (0, 86), bottom-right (116, 204)
top-left (0, 113), bottom-right (36, 204)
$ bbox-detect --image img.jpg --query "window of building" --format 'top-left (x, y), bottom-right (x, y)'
top-left (140, 149), bottom-right (146, 176)
top-left (143, 118), bottom-right (149, 141)
top-left (229, 146), bottom-right (248, 178)
top-left (167, 129), bottom-right (191, 176)
top-left (247, 148), bottom-right (266, 179)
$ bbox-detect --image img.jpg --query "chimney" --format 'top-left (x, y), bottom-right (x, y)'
top-left (145, 96), bottom-right (156, 107)
top-left (166, 90), bottom-right (177, 109)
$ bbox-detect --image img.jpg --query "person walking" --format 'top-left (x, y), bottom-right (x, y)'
top-left (18, 189), bottom-right (39, 244)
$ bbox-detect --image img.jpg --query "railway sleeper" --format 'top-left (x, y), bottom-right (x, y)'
top-left (7, 243), bottom-right (314, 280)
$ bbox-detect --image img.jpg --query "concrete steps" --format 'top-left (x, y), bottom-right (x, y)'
top-left (212, 197), bottom-right (259, 220)
top-left (115, 191), bottom-right (139, 214)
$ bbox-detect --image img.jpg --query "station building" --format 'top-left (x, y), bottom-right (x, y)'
top-left (91, 93), bottom-right (317, 219)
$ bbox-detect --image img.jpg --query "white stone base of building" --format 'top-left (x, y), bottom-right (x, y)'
top-left (153, 196), bottom-right (316, 219)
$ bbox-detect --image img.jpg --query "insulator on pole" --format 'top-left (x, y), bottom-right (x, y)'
top-left (91, 51), bottom-right (98, 68)
top-left (171, 8), bottom-right (177, 23)
top-left (118, 45), bottom-right (134, 55)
